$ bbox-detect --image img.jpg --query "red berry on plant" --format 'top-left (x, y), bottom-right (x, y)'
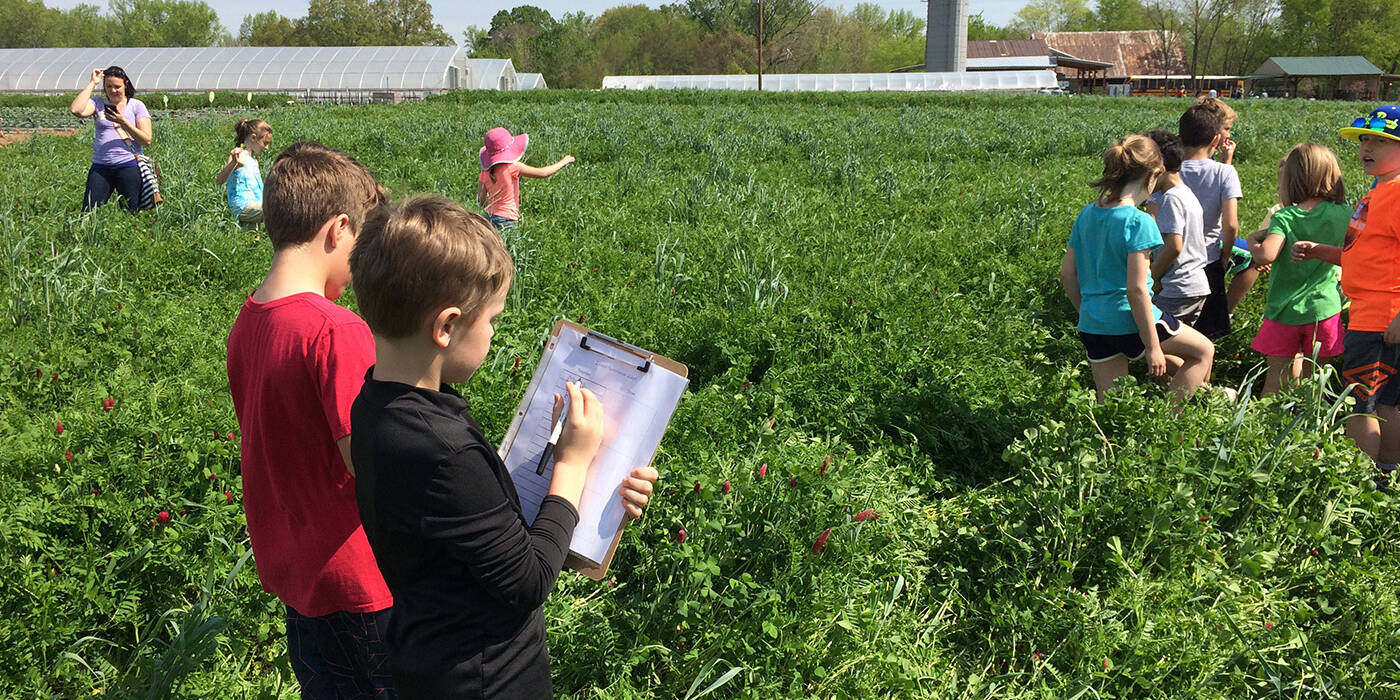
top-left (1264, 621), bottom-right (1274, 629)
top-left (156, 511), bottom-right (170, 524)
top-left (1032, 652), bottom-right (1043, 661)
top-left (693, 482), bottom-right (702, 493)
top-left (227, 432), bottom-right (235, 442)
top-left (790, 476), bottom-right (798, 488)
top-left (722, 480), bottom-right (731, 494)
top-left (55, 420), bottom-right (63, 435)
top-left (1313, 447), bottom-right (1321, 459)
top-left (855, 508), bottom-right (879, 522)
top-left (65, 450), bottom-right (72, 461)
top-left (812, 528), bottom-right (831, 554)
top-left (1310, 549), bottom-right (1318, 556)
top-left (758, 463), bottom-right (767, 478)
top-left (676, 529), bottom-right (686, 543)
top-left (225, 492), bottom-right (234, 503)
top-left (36, 368), bottom-right (42, 379)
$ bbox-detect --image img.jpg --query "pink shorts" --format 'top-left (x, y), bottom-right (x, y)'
top-left (1250, 313), bottom-right (1344, 358)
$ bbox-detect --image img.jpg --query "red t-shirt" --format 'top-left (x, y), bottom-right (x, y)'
top-left (1341, 181), bottom-right (1400, 332)
top-left (226, 293), bottom-right (392, 617)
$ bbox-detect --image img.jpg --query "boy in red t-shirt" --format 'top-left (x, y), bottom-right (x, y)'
top-left (227, 141), bottom-right (395, 696)
top-left (1293, 106), bottom-right (1400, 486)
top-left (228, 142), bottom-right (659, 697)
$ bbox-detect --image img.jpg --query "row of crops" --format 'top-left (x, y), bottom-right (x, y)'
top-left (0, 90), bottom-right (1396, 697)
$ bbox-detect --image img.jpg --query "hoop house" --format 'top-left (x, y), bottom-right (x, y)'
top-left (601, 71), bottom-right (1057, 92)
top-left (0, 46), bottom-right (470, 97)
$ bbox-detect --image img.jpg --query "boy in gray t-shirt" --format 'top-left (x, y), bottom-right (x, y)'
top-left (1145, 130), bottom-right (1210, 325)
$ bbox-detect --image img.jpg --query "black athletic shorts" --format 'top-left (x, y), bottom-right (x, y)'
top-left (1079, 313), bottom-right (1182, 363)
top-left (1342, 330), bottom-right (1400, 414)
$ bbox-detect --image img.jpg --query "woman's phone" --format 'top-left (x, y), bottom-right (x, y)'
top-left (103, 105), bottom-right (118, 119)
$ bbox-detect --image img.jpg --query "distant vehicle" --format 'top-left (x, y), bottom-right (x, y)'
top-left (1037, 87), bottom-right (1069, 95)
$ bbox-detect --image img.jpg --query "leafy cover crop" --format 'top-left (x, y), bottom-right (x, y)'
top-left (0, 91), bottom-right (1397, 698)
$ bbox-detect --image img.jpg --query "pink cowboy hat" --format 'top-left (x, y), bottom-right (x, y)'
top-left (480, 127), bottom-right (529, 170)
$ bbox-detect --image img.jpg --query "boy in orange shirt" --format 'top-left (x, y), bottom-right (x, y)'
top-left (1294, 106), bottom-right (1400, 485)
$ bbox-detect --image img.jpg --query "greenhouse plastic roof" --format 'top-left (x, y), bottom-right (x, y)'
top-left (517, 73), bottom-right (547, 90)
top-left (0, 46), bottom-right (466, 93)
top-left (601, 71), bottom-right (1058, 92)
top-left (466, 59), bottom-right (517, 90)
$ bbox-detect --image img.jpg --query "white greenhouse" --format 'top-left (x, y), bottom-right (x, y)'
top-left (600, 70), bottom-right (1057, 92)
top-left (0, 46), bottom-right (472, 99)
top-left (517, 72), bottom-right (547, 90)
top-left (466, 59), bottom-right (518, 91)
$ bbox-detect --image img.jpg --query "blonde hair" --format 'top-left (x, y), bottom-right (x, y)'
top-left (263, 141), bottom-right (386, 250)
top-left (1090, 135), bottom-right (1162, 202)
top-left (234, 118), bottom-right (272, 147)
top-left (1277, 142), bottom-right (1346, 206)
top-left (350, 195), bottom-right (514, 339)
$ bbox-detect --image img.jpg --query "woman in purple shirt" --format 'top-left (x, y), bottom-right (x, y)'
top-left (67, 66), bottom-right (153, 213)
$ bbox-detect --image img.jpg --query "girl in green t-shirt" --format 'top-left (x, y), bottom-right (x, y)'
top-left (1245, 143), bottom-right (1350, 394)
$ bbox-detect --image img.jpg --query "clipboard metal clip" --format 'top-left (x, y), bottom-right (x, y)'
top-left (580, 329), bottom-right (653, 373)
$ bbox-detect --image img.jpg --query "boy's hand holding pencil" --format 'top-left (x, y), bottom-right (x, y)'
top-left (546, 382), bottom-right (605, 507)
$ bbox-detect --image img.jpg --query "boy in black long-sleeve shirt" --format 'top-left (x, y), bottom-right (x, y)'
top-left (348, 195), bottom-right (606, 698)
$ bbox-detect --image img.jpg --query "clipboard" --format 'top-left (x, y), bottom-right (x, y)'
top-left (498, 319), bottom-right (689, 580)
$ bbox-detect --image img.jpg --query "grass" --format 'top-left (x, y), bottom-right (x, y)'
top-left (0, 89), bottom-right (1397, 698)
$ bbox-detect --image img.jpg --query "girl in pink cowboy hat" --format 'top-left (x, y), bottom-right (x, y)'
top-left (476, 126), bottom-right (575, 230)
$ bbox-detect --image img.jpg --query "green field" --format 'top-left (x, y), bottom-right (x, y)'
top-left (2, 90), bottom-right (1397, 698)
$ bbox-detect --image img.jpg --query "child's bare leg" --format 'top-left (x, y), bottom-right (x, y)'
top-left (1378, 404), bottom-right (1400, 466)
top-left (1261, 355), bottom-right (1299, 395)
top-left (1089, 356), bottom-right (1131, 404)
top-left (1347, 414), bottom-right (1381, 460)
top-left (1227, 265), bottom-right (1265, 313)
top-left (1161, 327), bottom-right (1215, 402)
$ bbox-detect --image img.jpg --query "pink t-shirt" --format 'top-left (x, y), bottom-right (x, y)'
top-left (479, 163), bottom-right (521, 221)
top-left (226, 293), bottom-right (393, 617)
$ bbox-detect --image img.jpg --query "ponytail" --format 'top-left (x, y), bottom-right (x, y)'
top-left (1090, 135), bottom-right (1162, 202)
top-left (234, 118), bottom-right (272, 147)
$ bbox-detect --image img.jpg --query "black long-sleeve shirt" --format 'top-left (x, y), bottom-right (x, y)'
top-left (352, 371), bottom-right (579, 699)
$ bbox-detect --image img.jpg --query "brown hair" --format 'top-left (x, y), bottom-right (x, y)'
top-left (1143, 129), bottom-right (1183, 173)
top-left (1090, 135), bottom-right (1162, 202)
top-left (1196, 95), bottom-right (1236, 125)
top-left (1179, 103), bottom-right (1227, 148)
top-left (350, 195), bottom-right (514, 339)
top-left (234, 118), bottom-right (272, 147)
top-left (1278, 142), bottom-right (1346, 206)
top-left (262, 141), bottom-right (385, 250)
top-left (103, 66), bottom-right (135, 99)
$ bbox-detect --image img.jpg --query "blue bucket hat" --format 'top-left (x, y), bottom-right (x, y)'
top-left (1339, 105), bottom-right (1400, 143)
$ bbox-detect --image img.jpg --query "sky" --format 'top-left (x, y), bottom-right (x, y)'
top-left (44, 0), bottom-right (1032, 44)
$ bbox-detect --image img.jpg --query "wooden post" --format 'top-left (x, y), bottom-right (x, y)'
top-left (757, 0), bottom-right (764, 92)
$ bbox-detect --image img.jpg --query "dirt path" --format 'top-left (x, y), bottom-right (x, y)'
top-left (0, 129), bottom-right (79, 147)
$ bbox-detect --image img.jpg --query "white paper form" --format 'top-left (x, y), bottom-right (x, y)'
top-left (500, 324), bottom-right (688, 566)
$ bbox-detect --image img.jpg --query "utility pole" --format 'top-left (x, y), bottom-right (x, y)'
top-left (756, 0), bottom-right (764, 91)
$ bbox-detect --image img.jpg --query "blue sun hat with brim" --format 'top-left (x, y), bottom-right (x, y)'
top-left (1339, 106), bottom-right (1400, 142)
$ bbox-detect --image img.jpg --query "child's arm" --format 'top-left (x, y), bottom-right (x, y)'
top-left (1219, 197), bottom-right (1240, 270)
top-left (1151, 234), bottom-right (1183, 284)
top-left (1127, 250), bottom-right (1166, 377)
top-left (1058, 248), bottom-right (1081, 311)
top-left (215, 147), bottom-right (243, 186)
top-left (518, 155), bottom-right (576, 179)
top-left (1292, 241), bottom-right (1342, 266)
top-left (1246, 207), bottom-right (1282, 264)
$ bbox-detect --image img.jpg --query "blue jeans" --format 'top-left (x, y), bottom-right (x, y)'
top-left (284, 605), bottom-right (395, 699)
top-left (486, 213), bottom-right (517, 230)
top-left (83, 164), bottom-right (142, 213)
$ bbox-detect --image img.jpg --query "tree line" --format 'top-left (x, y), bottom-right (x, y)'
top-left (0, 0), bottom-right (452, 49)
top-left (983, 0), bottom-right (1400, 77)
top-left (2, 0), bottom-right (1395, 89)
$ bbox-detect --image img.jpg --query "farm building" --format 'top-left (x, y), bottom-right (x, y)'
top-left (517, 72), bottom-right (547, 90)
top-left (601, 71), bottom-right (1056, 93)
top-left (1028, 31), bottom-right (1241, 96)
top-left (896, 39), bottom-right (1114, 93)
top-left (0, 47), bottom-right (537, 100)
top-left (1246, 56), bottom-right (1399, 100)
top-left (466, 59), bottom-right (518, 91)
